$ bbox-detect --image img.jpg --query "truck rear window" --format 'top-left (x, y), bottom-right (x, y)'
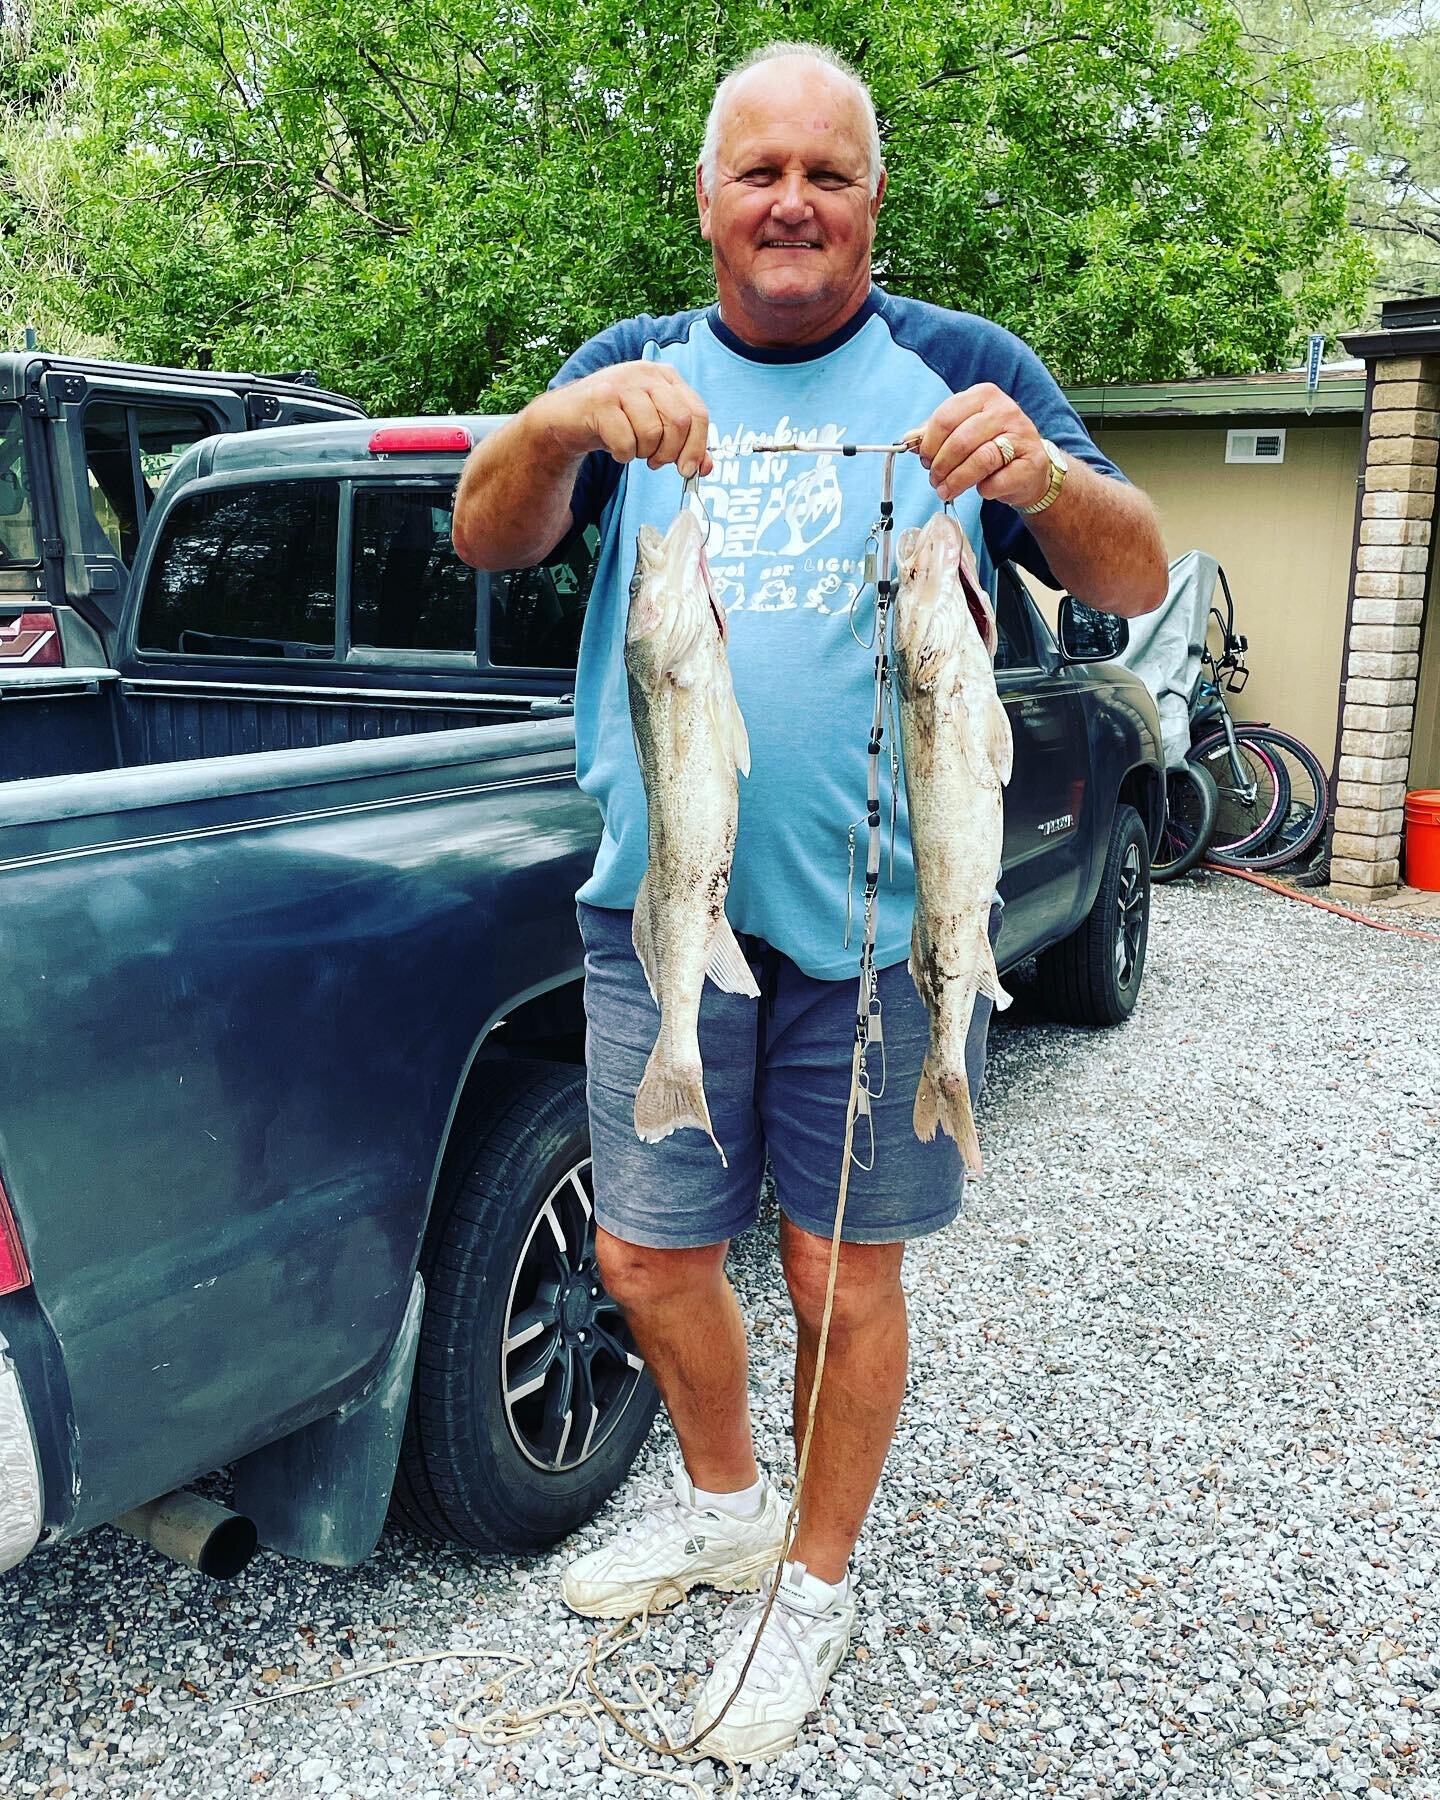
top-left (137, 481), bottom-right (339, 659)
top-left (0, 404), bottom-right (39, 566)
top-left (488, 523), bottom-right (599, 668)
top-left (351, 485), bottom-right (479, 653)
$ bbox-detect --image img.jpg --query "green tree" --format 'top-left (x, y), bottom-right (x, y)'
top-left (1236, 0), bottom-right (1440, 307)
top-left (0, 0), bottom-right (1372, 408)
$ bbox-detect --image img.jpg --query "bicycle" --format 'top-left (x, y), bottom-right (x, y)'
top-left (1153, 565), bottom-right (1330, 878)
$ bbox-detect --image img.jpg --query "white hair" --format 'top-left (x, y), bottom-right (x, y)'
top-left (698, 42), bottom-right (883, 199)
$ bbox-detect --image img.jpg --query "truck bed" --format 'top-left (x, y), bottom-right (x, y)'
top-left (0, 665), bottom-right (547, 784)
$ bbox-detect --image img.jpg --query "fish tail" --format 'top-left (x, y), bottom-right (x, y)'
top-left (913, 1055), bottom-right (983, 1176)
top-left (634, 1049), bottom-right (728, 1167)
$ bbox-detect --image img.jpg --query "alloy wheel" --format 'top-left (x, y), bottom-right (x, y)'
top-left (499, 1158), bottom-right (645, 1473)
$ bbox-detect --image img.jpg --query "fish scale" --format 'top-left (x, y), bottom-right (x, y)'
top-left (625, 505), bottom-right (760, 1165)
top-left (894, 510), bottom-right (1014, 1173)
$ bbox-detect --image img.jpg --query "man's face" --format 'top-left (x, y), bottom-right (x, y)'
top-left (697, 61), bottom-right (884, 342)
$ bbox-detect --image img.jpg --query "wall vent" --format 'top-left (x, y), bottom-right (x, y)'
top-left (1226, 428), bottom-right (1286, 465)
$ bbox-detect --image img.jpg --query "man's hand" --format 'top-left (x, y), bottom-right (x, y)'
top-left (912, 383), bottom-right (1168, 617)
top-left (541, 361), bottom-right (714, 479)
top-left (912, 383), bottom-right (1050, 509)
top-left (454, 363), bottom-right (714, 571)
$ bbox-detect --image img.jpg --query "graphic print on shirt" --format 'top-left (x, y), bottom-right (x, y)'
top-left (698, 417), bottom-right (864, 619)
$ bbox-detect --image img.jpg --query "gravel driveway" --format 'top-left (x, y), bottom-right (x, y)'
top-left (4, 876), bottom-right (1438, 1799)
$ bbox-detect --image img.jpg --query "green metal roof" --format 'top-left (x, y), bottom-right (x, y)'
top-left (1063, 365), bottom-right (1366, 422)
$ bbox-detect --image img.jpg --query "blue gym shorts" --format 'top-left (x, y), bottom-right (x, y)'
top-left (578, 900), bottom-right (1003, 1250)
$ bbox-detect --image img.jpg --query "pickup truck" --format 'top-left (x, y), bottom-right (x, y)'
top-left (0, 416), bottom-right (1164, 1582)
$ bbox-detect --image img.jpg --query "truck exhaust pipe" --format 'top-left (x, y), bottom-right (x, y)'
top-left (114, 1489), bottom-right (259, 1579)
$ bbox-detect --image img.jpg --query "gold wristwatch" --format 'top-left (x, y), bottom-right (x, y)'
top-left (1021, 439), bottom-right (1069, 516)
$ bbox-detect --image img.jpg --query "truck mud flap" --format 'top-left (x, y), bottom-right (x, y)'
top-left (231, 1273), bottom-right (423, 1568)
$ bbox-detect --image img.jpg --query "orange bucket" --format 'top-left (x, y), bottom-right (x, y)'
top-left (1404, 789), bottom-right (1440, 891)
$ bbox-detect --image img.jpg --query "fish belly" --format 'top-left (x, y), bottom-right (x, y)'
top-left (903, 689), bottom-right (1007, 1173)
top-left (628, 676), bottom-right (756, 1163)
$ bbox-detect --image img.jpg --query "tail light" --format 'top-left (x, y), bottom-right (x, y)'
top-left (368, 426), bottom-right (473, 455)
top-left (0, 609), bottom-right (62, 667)
top-left (0, 1174), bottom-right (31, 1295)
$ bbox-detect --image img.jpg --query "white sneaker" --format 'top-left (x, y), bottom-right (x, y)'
top-left (689, 1559), bottom-right (856, 1764)
top-left (561, 1457), bottom-right (789, 1620)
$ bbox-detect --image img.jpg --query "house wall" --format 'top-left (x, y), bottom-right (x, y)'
top-left (1083, 420), bottom-right (1361, 769)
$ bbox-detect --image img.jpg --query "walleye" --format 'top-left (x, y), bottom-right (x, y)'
top-left (626, 505), bottom-right (759, 1162)
top-left (894, 510), bottom-right (1014, 1174)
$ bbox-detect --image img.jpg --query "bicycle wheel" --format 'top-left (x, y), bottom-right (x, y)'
top-left (1152, 760), bottom-right (1219, 882)
top-left (1192, 726), bottom-right (1329, 871)
top-left (1188, 730), bottom-right (1290, 857)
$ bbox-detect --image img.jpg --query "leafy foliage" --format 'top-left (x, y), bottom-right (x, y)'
top-left (1, 0), bottom-right (1371, 407)
top-left (1237, 0), bottom-right (1440, 309)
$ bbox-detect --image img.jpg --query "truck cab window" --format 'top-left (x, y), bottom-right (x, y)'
top-left (0, 404), bottom-right (39, 565)
top-left (488, 524), bottom-right (600, 669)
top-left (137, 480), bottom-right (339, 658)
top-left (994, 564), bottom-right (1040, 671)
top-left (84, 402), bottom-right (213, 563)
top-left (351, 486), bottom-right (479, 653)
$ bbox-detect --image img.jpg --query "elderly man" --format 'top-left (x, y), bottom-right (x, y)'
top-left (454, 41), bottom-right (1166, 1763)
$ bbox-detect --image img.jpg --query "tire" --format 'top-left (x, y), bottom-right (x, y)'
top-left (1191, 726), bottom-right (1329, 872)
top-left (1152, 761), bottom-right (1219, 883)
top-left (391, 1061), bottom-right (660, 1554)
top-left (1188, 730), bottom-right (1290, 858)
top-left (1035, 803), bottom-right (1150, 1027)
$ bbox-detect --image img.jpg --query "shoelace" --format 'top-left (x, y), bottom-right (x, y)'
top-left (614, 1492), bottom-right (692, 1550)
top-left (715, 1591), bottom-right (827, 1699)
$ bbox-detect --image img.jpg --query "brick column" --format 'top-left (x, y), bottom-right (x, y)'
top-left (1329, 358), bottom-right (1435, 899)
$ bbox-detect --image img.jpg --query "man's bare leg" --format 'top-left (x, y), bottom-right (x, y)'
top-left (595, 1225), bottom-right (760, 1493)
top-left (779, 1216), bottom-right (907, 1584)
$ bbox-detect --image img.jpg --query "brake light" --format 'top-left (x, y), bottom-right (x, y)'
top-left (0, 610), bottom-right (61, 667)
top-left (0, 1175), bottom-right (31, 1296)
top-left (368, 426), bottom-right (473, 454)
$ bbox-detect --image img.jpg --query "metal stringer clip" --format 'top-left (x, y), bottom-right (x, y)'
top-left (851, 1026), bottom-right (877, 1173)
top-left (843, 822), bottom-right (858, 949)
top-left (865, 975), bottom-right (887, 1100)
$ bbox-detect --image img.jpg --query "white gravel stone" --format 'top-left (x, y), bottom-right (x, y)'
top-left (2, 879), bottom-right (1438, 1798)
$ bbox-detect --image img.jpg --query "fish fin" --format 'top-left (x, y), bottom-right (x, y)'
top-left (978, 928), bottom-right (1012, 1013)
top-left (913, 1057), bottom-right (983, 1175)
top-left (708, 680), bottom-right (751, 778)
top-left (631, 874), bottom-right (661, 1006)
top-left (706, 914), bottom-right (760, 998)
top-left (634, 1051), bottom-right (728, 1167)
top-left (987, 695), bottom-right (1014, 785)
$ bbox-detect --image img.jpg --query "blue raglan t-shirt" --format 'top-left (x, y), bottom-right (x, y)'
top-left (551, 284), bottom-right (1123, 980)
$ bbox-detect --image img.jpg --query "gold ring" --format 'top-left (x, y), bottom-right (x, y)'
top-left (994, 433), bottom-right (1017, 466)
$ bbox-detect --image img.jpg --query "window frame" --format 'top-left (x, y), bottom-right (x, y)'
top-left (80, 396), bottom-right (224, 565)
top-left (342, 475), bottom-right (481, 672)
top-left (480, 517), bottom-right (599, 676)
top-left (0, 400), bottom-right (42, 568)
top-left (993, 561), bottom-right (1049, 677)
top-left (131, 472), bottom-right (345, 664)
top-left (128, 465), bottom-right (590, 688)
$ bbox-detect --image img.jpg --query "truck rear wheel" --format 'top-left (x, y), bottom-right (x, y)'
top-left (1034, 803), bottom-right (1150, 1027)
top-left (391, 1062), bottom-right (659, 1553)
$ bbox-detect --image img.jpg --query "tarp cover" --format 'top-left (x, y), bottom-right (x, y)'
top-left (1114, 550), bottom-right (1220, 769)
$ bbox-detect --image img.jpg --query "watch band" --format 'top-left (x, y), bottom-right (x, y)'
top-left (1022, 441), bottom-right (1067, 516)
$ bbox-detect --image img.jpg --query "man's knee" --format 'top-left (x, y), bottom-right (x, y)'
top-left (595, 1225), bottom-right (729, 1312)
top-left (781, 1223), bottom-right (904, 1337)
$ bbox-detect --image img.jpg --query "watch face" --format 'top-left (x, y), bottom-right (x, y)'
top-left (1048, 440), bottom-right (1069, 472)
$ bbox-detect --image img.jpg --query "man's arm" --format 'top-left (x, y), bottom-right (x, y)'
top-left (1020, 456), bottom-right (1168, 617)
top-left (453, 363), bottom-right (712, 571)
top-left (914, 382), bottom-right (1168, 618)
